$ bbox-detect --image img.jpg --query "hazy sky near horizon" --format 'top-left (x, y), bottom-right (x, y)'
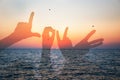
top-left (0, 0), bottom-right (120, 48)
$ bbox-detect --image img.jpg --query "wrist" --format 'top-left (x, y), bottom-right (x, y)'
top-left (10, 32), bottom-right (23, 41)
top-left (0, 33), bottom-right (22, 49)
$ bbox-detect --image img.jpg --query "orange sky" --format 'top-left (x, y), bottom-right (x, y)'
top-left (0, 0), bottom-right (120, 48)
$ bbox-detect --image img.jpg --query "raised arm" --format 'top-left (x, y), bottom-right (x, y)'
top-left (56, 27), bottom-right (72, 49)
top-left (0, 12), bottom-right (40, 49)
top-left (41, 27), bottom-right (55, 64)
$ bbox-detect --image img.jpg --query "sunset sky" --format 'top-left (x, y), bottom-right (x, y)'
top-left (0, 0), bottom-right (120, 48)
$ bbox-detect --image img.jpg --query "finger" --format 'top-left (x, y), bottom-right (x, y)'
top-left (89, 41), bottom-right (103, 48)
top-left (31, 33), bottom-right (41, 37)
top-left (44, 26), bottom-right (55, 32)
top-left (49, 29), bottom-right (55, 38)
top-left (63, 27), bottom-right (68, 39)
top-left (49, 30), bottom-right (55, 43)
top-left (45, 26), bottom-right (52, 29)
top-left (51, 29), bottom-right (55, 35)
top-left (42, 27), bottom-right (55, 37)
top-left (29, 12), bottom-right (34, 25)
top-left (56, 30), bottom-right (61, 42)
top-left (50, 28), bottom-right (55, 33)
top-left (84, 30), bottom-right (96, 41)
top-left (42, 27), bottom-right (50, 38)
top-left (88, 38), bottom-right (104, 45)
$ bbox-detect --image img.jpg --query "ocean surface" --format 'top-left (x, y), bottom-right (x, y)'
top-left (0, 49), bottom-right (120, 80)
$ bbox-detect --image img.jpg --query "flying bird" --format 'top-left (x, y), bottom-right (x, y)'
top-left (49, 9), bottom-right (51, 11)
top-left (92, 25), bottom-right (94, 27)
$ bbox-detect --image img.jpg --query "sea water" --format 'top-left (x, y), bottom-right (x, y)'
top-left (0, 49), bottom-right (120, 80)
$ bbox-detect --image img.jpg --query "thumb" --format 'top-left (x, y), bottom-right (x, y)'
top-left (31, 32), bottom-right (41, 37)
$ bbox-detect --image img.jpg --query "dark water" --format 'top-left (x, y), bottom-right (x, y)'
top-left (0, 49), bottom-right (120, 80)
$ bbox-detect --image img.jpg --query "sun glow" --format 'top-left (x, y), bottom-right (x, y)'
top-left (0, 0), bottom-right (120, 48)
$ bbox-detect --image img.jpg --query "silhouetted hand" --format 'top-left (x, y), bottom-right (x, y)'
top-left (57, 27), bottom-right (72, 49)
top-left (56, 27), bottom-right (104, 74)
top-left (56, 27), bottom-right (104, 60)
top-left (0, 12), bottom-right (40, 49)
top-left (74, 30), bottom-right (103, 49)
top-left (41, 27), bottom-right (55, 67)
top-left (13, 12), bottom-right (40, 39)
top-left (57, 27), bottom-right (103, 50)
top-left (42, 27), bottom-right (55, 50)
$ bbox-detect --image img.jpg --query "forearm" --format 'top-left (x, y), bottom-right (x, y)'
top-left (41, 49), bottom-right (51, 64)
top-left (0, 33), bottom-right (21, 49)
